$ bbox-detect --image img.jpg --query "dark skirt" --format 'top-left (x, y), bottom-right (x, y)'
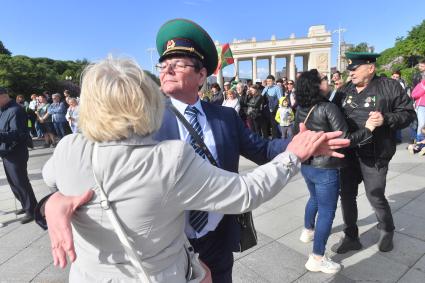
top-left (40, 122), bottom-right (55, 134)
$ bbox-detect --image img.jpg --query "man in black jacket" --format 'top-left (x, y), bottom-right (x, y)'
top-left (0, 87), bottom-right (38, 224)
top-left (334, 53), bottom-right (416, 254)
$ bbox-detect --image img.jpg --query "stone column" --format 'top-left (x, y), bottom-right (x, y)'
top-left (234, 58), bottom-right (239, 81)
top-left (252, 57), bottom-right (257, 82)
top-left (270, 55), bottom-right (276, 77)
top-left (308, 52), bottom-right (314, 70)
top-left (303, 55), bottom-right (309, 72)
top-left (328, 49), bottom-right (332, 76)
top-left (285, 56), bottom-right (290, 78)
top-left (289, 53), bottom-right (296, 81)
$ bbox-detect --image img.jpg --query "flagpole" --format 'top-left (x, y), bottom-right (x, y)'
top-left (217, 68), bottom-right (223, 90)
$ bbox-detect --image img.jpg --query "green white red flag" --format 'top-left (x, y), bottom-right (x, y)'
top-left (214, 43), bottom-right (234, 75)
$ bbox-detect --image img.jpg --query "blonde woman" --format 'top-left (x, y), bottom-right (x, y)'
top-left (65, 97), bottom-right (79, 133)
top-left (222, 89), bottom-right (240, 113)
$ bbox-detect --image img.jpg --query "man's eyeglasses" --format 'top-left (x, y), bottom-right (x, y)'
top-left (155, 61), bottom-right (196, 73)
top-left (287, 82), bottom-right (294, 85)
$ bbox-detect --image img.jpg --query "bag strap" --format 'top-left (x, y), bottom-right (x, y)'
top-left (91, 143), bottom-right (151, 283)
top-left (168, 104), bottom-right (218, 167)
top-left (303, 105), bottom-right (316, 124)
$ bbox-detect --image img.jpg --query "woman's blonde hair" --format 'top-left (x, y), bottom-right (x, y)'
top-left (79, 56), bottom-right (164, 142)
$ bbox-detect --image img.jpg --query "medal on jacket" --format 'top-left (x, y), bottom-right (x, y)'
top-left (364, 96), bottom-right (375, 108)
top-left (343, 95), bottom-right (353, 107)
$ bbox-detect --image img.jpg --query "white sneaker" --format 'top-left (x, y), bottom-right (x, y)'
top-left (299, 228), bottom-right (314, 243)
top-left (305, 254), bottom-right (341, 274)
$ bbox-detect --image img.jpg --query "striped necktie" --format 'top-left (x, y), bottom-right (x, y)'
top-left (185, 105), bottom-right (208, 233)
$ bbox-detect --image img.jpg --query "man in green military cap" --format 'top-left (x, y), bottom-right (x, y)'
top-left (154, 19), bottom-right (291, 282)
top-left (334, 52), bottom-right (416, 254)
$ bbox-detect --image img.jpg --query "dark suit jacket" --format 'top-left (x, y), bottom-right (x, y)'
top-left (154, 99), bottom-right (289, 251)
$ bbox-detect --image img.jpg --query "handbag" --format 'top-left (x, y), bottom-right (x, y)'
top-left (168, 104), bottom-right (258, 252)
top-left (236, 211), bottom-right (258, 252)
top-left (91, 143), bottom-right (211, 283)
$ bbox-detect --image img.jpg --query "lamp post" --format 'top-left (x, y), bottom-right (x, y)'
top-left (333, 26), bottom-right (347, 71)
top-left (146, 48), bottom-right (156, 75)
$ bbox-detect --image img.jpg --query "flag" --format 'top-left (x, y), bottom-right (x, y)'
top-left (214, 43), bottom-right (234, 75)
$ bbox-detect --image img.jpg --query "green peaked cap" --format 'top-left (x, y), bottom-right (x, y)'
top-left (156, 18), bottom-right (218, 76)
top-left (345, 52), bottom-right (380, 71)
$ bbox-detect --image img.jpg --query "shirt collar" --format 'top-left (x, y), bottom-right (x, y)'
top-left (170, 96), bottom-right (205, 116)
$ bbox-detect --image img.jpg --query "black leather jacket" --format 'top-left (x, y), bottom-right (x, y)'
top-left (294, 100), bottom-right (372, 169)
top-left (210, 92), bottom-right (224, 105)
top-left (246, 94), bottom-right (264, 119)
top-left (338, 76), bottom-right (416, 163)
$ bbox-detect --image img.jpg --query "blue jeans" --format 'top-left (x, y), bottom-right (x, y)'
top-left (416, 106), bottom-right (425, 141)
top-left (301, 165), bottom-right (340, 256)
top-left (53, 121), bottom-right (67, 139)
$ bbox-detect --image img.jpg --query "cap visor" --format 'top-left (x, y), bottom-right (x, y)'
top-left (347, 64), bottom-right (360, 71)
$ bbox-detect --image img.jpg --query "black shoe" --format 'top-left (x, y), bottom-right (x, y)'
top-left (20, 214), bottom-right (34, 224)
top-left (334, 236), bottom-right (362, 254)
top-left (15, 209), bottom-right (26, 215)
top-left (378, 231), bottom-right (394, 252)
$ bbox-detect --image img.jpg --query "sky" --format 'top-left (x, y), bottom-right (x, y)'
top-left (1, 0), bottom-right (424, 79)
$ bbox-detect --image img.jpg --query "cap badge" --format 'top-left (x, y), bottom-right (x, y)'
top-left (166, 40), bottom-right (176, 50)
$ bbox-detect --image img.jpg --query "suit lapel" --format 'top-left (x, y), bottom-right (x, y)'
top-left (201, 101), bottom-right (225, 167)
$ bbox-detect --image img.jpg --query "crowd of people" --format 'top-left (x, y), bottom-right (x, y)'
top-left (17, 90), bottom-right (80, 148)
top-left (0, 17), bottom-right (423, 283)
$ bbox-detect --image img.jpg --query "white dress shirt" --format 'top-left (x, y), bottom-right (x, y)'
top-left (170, 97), bottom-right (224, 239)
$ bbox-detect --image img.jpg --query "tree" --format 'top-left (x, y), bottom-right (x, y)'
top-left (0, 54), bottom-right (88, 98)
top-left (347, 42), bottom-right (372, 53)
top-left (376, 20), bottom-right (425, 86)
top-left (0, 41), bottom-right (11, 56)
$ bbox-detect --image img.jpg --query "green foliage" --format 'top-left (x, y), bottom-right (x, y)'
top-left (0, 54), bottom-right (87, 99)
top-left (0, 42), bottom-right (159, 98)
top-left (0, 41), bottom-right (11, 56)
top-left (376, 20), bottom-right (425, 87)
top-left (347, 42), bottom-right (371, 53)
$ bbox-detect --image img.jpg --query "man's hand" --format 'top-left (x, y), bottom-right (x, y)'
top-left (368, 111), bottom-right (384, 127)
top-left (287, 123), bottom-right (350, 162)
top-left (46, 190), bottom-right (94, 268)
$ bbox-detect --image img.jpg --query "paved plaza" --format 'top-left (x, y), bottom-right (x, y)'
top-left (0, 138), bottom-right (424, 282)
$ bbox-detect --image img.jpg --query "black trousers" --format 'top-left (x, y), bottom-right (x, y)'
top-left (189, 217), bottom-right (234, 283)
top-left (2, 148), bottom-right (37, 215)
top-left (269, 110), bottom-right (280, 139)
top-left (340, 156), bottom-right (395, 239)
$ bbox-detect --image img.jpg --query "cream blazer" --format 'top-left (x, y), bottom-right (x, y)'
top-left (42, 133), bottom-right (299, 283)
